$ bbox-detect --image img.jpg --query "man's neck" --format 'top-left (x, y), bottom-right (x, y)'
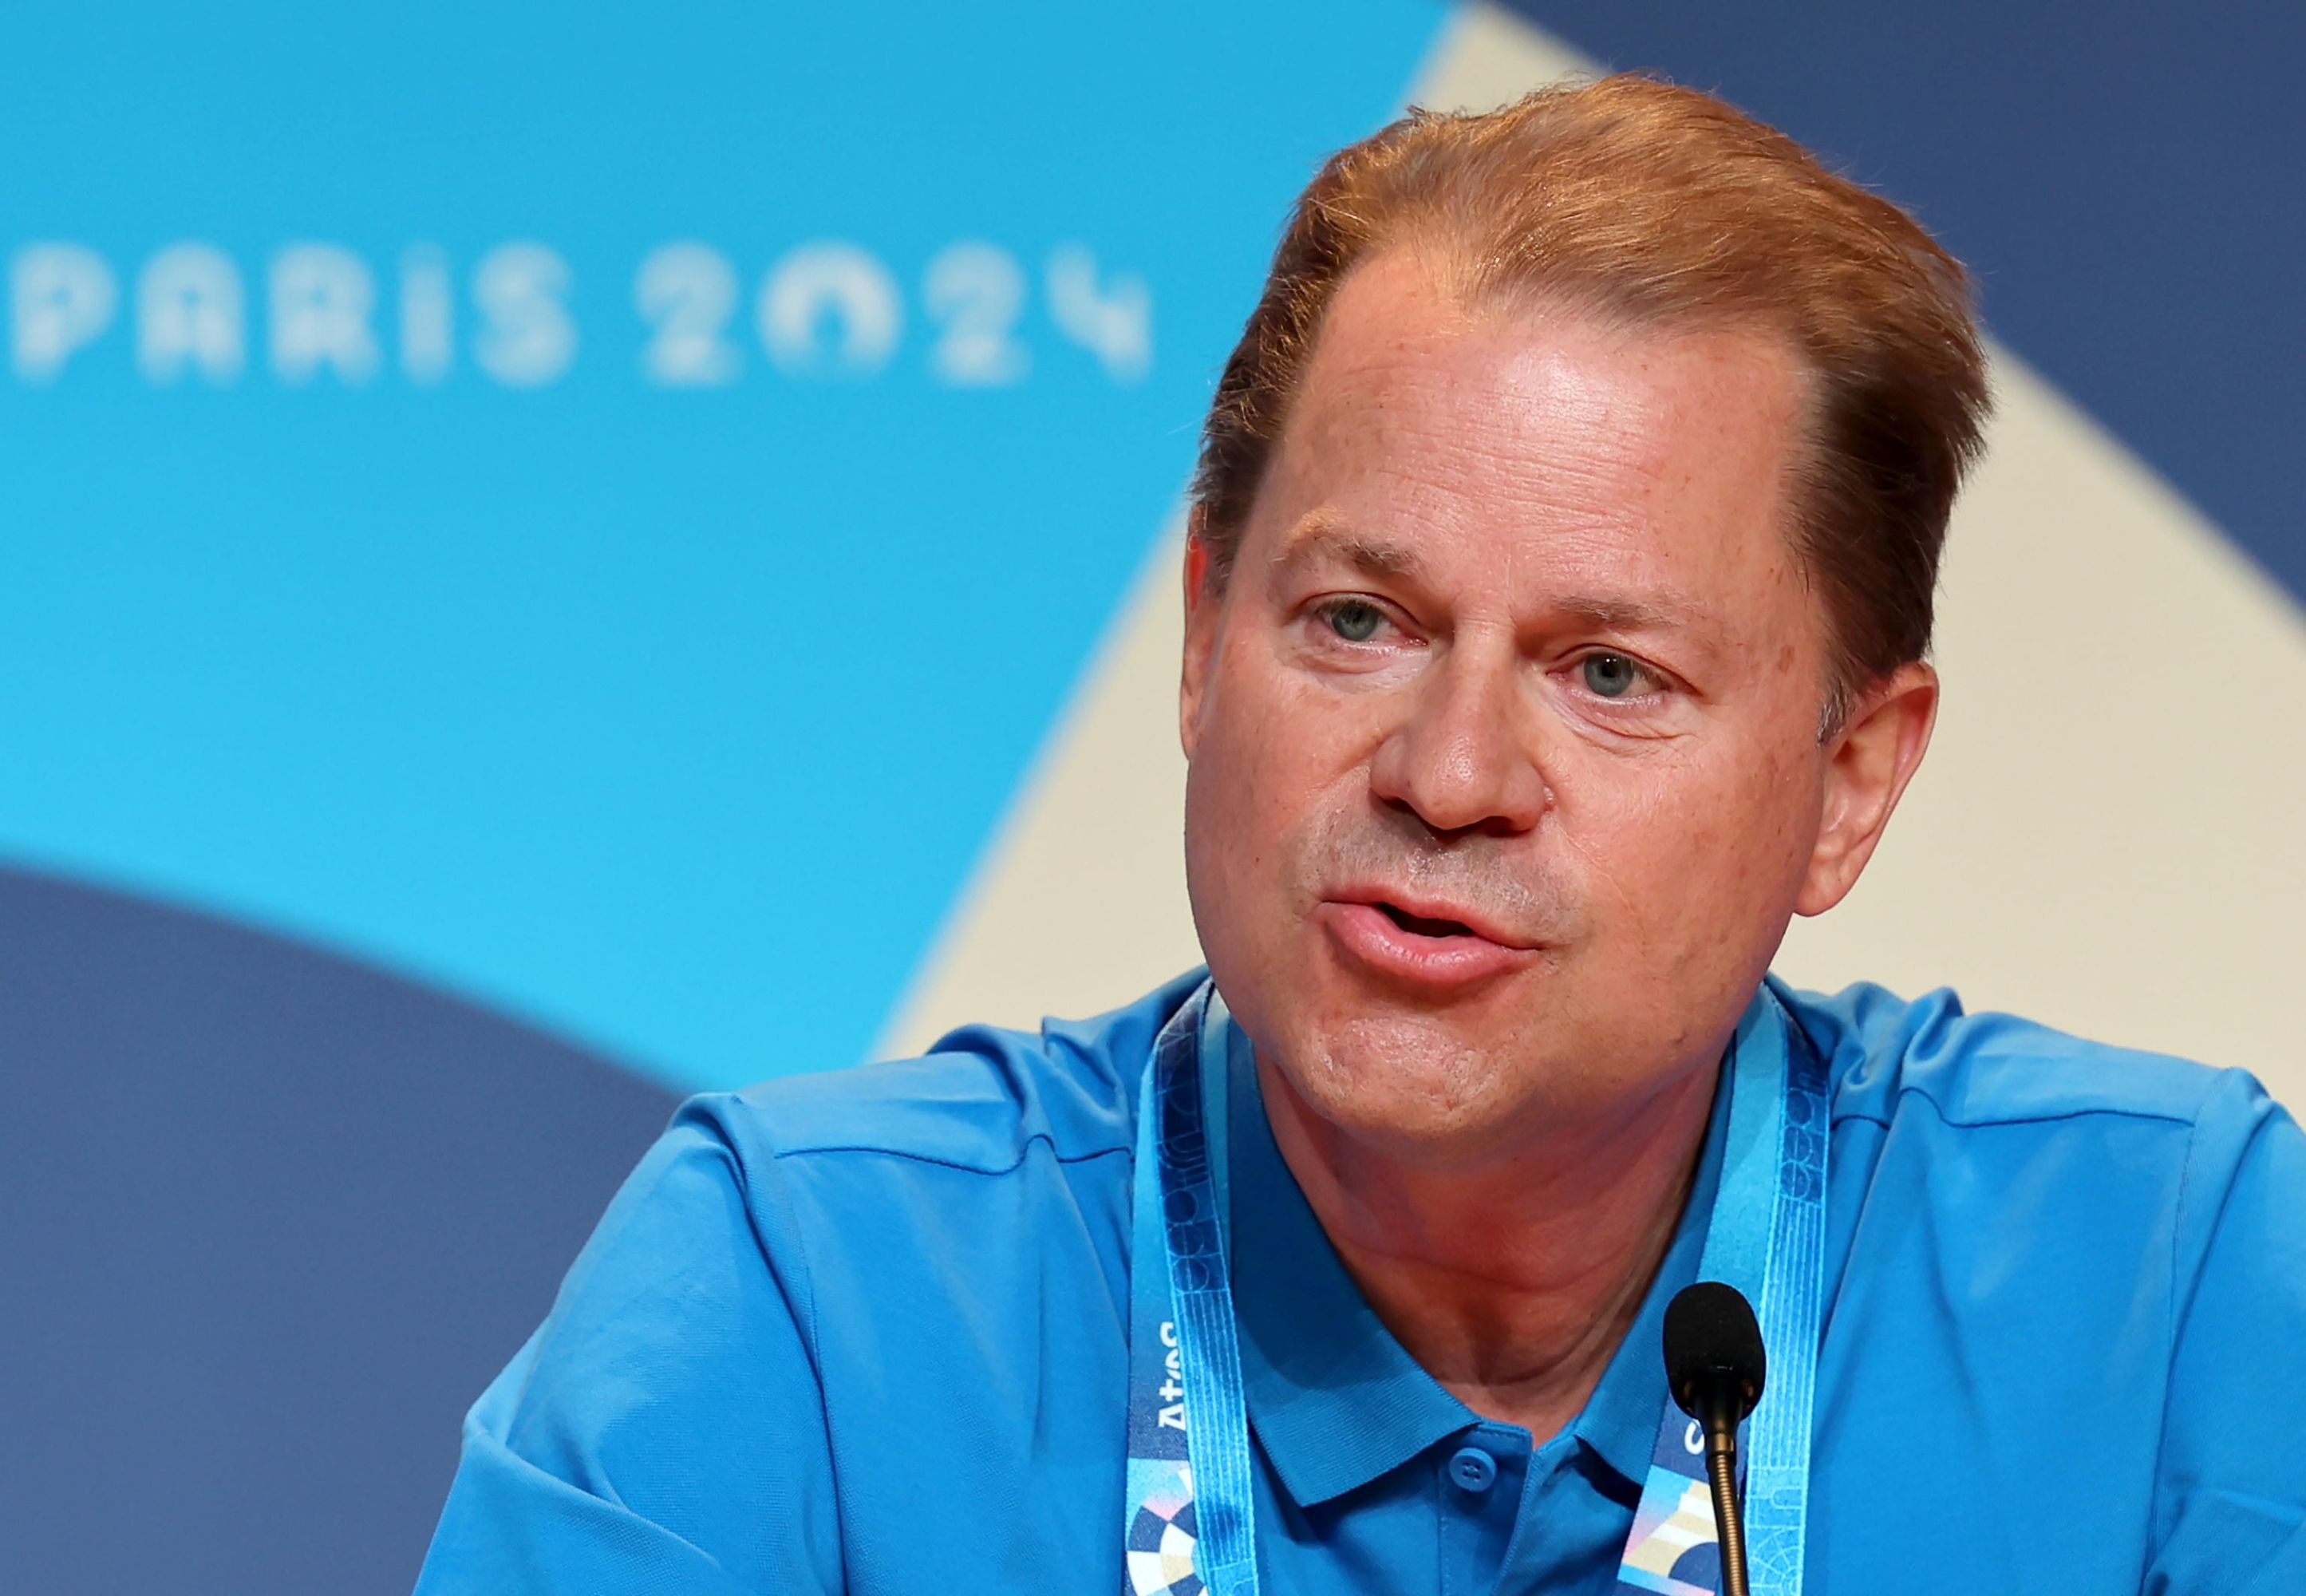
top-left (1256, 1053), bottom-right (1717, 1443)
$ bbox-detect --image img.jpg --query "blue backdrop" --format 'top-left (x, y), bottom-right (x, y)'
top-left (2, 2), bottom-right (2300, 1590)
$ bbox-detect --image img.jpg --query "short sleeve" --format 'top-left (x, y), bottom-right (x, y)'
top-left (415, 1102), bottom-right (842, 1594)
top-left (2148, 1072), bottom-right (2306, 1594)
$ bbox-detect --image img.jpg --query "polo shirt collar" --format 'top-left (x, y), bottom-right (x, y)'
top-left (1225, 1018), bottom-right (1733, 1507)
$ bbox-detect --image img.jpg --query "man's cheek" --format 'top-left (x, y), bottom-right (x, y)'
top-left (1566, 793), bottom-right (1724, 954)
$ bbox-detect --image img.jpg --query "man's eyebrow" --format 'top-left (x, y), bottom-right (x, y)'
top-left (1550, 594), bottom-right (1699, 631)
top-left (1272, 519), bottom-right (1703, 631)
top-left (1550, 595), bottom-right (1678, 627)
top-left (1272, 516), bottom-right (1423, 580)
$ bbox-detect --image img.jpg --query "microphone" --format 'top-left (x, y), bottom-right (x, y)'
top-left (1663, 1282), bottom-right (1767, 1596)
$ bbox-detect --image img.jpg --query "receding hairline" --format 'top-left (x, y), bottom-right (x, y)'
top-left (1227, 243), bottom-right (1833, 588)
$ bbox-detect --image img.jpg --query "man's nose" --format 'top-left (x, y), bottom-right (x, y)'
top-left (1367, 636), bottom-right (1550, 836)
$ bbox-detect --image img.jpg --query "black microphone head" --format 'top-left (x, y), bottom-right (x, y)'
top-left (1663, 1281), bottom-right (1767, 1421)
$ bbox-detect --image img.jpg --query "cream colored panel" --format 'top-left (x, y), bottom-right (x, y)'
top-left (878, 2), bottom-right (2306, 1107)
top-left (1405, 0), bottom-right (1592, 112)
top-left (1772, 356), bottom-right (2306, 1093)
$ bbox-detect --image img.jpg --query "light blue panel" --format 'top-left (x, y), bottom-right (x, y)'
top-left (0, 0), bottom-right (1447, 1089)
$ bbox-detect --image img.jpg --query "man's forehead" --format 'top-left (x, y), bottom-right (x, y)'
top-left (1282, 252), bottom-right (1814, 473)
top-left (1246, 257), bottom-right (1813, 620)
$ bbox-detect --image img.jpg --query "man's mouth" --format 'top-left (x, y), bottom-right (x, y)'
top-left (1374, 902), bottom-right (1477, 939)
top-left (1317, 895), bottom-right (1538, 989)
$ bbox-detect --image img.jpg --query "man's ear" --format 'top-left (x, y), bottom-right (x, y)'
top-left (1180, 511), bottom-right (1220, 760)
top-left (1797, 661), bottom-right (1938, 916)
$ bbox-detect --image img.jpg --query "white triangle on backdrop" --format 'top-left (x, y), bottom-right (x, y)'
top-left (879, 2), bottom-right (2306, 1108)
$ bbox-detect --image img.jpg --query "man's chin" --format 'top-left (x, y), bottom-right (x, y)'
top-left (1266, 1012), bottom-right (1535, 1163)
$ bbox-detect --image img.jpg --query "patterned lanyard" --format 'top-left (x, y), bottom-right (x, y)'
top-left (1122, 982), bottom-right (1826, 1596)
top-left (1123, 984), bottom-right (1253, 1596)
top-left (1615, 990), bottom-right (1829, 1596)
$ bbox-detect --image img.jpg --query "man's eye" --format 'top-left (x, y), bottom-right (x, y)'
top-left (1581, 651), bottom-right (1645, 698)
top-left (1323, 599), bottom-right (1387, 643)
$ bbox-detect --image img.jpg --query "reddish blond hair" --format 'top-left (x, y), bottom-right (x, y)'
top-left (1191, 74), bottom-right (1990, 721)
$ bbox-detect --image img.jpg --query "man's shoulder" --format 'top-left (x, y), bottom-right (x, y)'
top-left (1779, 977), bottom-right (2265, 1136)
top-left (696, 969), bottom-right (1204, 1176)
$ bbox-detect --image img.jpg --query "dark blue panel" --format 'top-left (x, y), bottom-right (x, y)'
top-left (1506, 1), bottom-right (2306, 604)
top-left (0, 863), bottom-right (677, 1594)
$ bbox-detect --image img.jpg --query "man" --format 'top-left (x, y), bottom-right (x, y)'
top-left (417, 77), bottom-right (2306, 1594)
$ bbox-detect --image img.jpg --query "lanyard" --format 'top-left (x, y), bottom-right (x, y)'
top-left (1123, 983), bottom-right (1254, 1596)
top-left (1613, 988), bottom-right (1829, 1596)
top-left (1122, 981), bottom-right (1826, 1596)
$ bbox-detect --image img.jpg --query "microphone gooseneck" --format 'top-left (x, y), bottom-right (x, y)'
top-left (1663, 1282), bottom-right (1767, 1596)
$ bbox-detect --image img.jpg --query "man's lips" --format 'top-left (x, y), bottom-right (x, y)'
top-left (1316, 891), bottom-right (1540, 987)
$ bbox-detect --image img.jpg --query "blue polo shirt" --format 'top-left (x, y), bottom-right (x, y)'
top-left (415, 972), bottom-right (2306, 1594)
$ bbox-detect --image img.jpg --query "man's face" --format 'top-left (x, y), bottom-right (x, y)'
top-left (1182, 251), bottom-right (1878, 1167)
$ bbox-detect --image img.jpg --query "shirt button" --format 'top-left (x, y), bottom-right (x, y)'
top-left (1447, 1445), bottom-right (1499, 1493)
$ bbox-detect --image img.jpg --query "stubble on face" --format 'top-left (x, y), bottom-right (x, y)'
top-left (1270, 800), bottom-right (1584, 1128)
